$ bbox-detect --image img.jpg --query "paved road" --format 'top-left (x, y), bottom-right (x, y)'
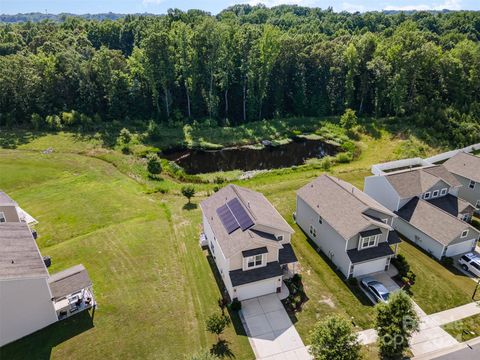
top-left (432, 342), bottom-right (480, 360)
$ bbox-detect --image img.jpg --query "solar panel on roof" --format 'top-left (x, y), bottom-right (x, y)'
top-left (227, 198), bottom-right (254, 231)
top-left (216, 204), bottom-right (240, 234)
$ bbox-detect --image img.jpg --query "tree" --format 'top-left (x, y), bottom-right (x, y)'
top-left (119, 128), bottom-right (132, 144)
top-left (147, 153), bottom-right (162, 176)
top-left (375, 291), bottom-right (419, 360)
top-left (205, 313), bottom-right (230, 341)
top-left (309, 315), bottom-right (361, 360)
top-left (181, 185), bottom-right (196, 203)
top-left (340, 108), bottom-right (358, 130)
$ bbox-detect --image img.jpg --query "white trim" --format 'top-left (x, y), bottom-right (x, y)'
top-left (469, 180), bottom-right (476, 189)
top-left (244, 254), bottom-right (265, 270)
top-left (359, 234), bottom-right (378, 250)
top-left (0, 211), bottom-right (5, 223)
top-left (276, 235), bottom-right (283, 241)
top-left (461, 229), bottom-right (469, 238)
top-left (440, 188), bottom-right (448, 196)
top-left (432, 190), bottom-right (439, 198)
top-left (423, 192), bottom-right (431, 199)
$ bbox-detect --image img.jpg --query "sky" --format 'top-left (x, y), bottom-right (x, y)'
top-left (1, 0), bottom-right (479, 15)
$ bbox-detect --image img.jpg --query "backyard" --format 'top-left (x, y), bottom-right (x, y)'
top-left (0, 123), bottom-right (476, 359)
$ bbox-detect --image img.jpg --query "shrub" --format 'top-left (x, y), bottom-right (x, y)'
top-left (147, 153), bottom-right (162, 175)
top-left (229, 298), bottom-right (241, 311)
top-left (205, 313), bottom-right (231, 341)
top-left (45, 114), bottom-right (61, 130)
top-left (442, 256), bottom-right (454, 267)
top-left (213, 176), bottom-right (226, 184)
top-left (31, 113), bottom-right (44, 130)
top-left (121, 144), bottom-right (131, 155)
top-left (119, 128), bottom-right (132, 144)
top-left (391, 254), bottom-right (410, 278)
top-left (340, 108), bottom-right (358, 130)
top-left (347, 277), bottom-right (358, 287)
top-left (213, 186), bottom-right (220, 192)
top-left (336, 152), bottom-right (352, 163)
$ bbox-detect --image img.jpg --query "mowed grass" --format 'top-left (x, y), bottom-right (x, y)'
top-left (398, 240), bottom-right (475, 314)
top-left (442, 313), bottom-right (480, 342)
top-left (0, 150), bottom-right (253, 360)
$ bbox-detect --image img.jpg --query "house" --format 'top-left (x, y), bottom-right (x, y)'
top-left (364, 165), bottom-right (479, 259)
top-left (0, 192), bottom-right (95, 347)
top-left (0, 191), bottom-right (38, 225)
top-left (443, 152), bottom-right (480, 209)
top-left (200, 184), bottom-right (297, 301)
top-left (295, 174), bottom-right (401, 278)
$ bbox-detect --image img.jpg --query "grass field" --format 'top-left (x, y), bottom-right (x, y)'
top-left (0, 121), bottom-right (472, 360)
top-left (442, 313), bottom-right (480, 342)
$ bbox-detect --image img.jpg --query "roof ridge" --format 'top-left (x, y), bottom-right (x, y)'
top-left (419, 197), bottom-right (475, 230)
top-left (230, 184), bottom-right (257, 221)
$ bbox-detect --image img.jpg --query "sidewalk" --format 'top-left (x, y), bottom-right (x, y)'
top-left (358, 301), bottom-right (480, 357)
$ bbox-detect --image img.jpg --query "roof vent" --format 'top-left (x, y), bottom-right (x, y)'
top-left (11, 259), bottom-right (14, 264)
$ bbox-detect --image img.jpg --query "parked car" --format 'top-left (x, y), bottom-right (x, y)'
top-left (458, 253), bottom-right (480, 277)
top-left (360, 277), bottom-right (391, 303)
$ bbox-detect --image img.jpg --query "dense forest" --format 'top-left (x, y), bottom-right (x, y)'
top-left (1, 5), bottom-right (479, 144)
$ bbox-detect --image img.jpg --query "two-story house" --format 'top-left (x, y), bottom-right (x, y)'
top-left (0, 191), bottom-right (95, 347)
top-left (295, 174), bottom-right (401, 278)
top-left (364, 165), bottom-right (479, 259)
top-left (200, 184), bottom-right (297, 301)
top-left (444, 152), bottom-right (480, 210)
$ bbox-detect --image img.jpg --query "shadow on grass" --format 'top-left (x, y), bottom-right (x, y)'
top-left (0, 128), bottom-right (48, 149)
top-left (300, 228), bottom-right (373, 308)
top-left (0, 310), bottom-right (94, 360)
top-left (182, 202), bottom-right (198, 210)
top-left (211, 339), bottom-right (235, 358)
top-left (206, 254), bottom-right (247, 338)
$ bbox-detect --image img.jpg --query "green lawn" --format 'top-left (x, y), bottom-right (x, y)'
top-left (0, 150), bottom-right (252, 360)
top-left (398, 240), bottom-right (475, 314)
top-left (442, 313), bottom-right (480, 342)
top-left (0, 123), bottom-right (464, 359)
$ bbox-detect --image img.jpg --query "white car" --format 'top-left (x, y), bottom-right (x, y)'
top-left (458, 253), bottom-right (480, 277)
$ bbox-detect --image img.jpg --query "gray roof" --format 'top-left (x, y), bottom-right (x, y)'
top-left (385, 165), bottom-right (461, 198)
top-left (0, 191), bottom-right (17, 206)
top-left (200, 185), bottom-right (293, 258)
top-left (0, 223), bottom-right (48, 279)
top-left (297, 175), bottom-right (395, 240)
top-left (444, 152), bottom-right (480, 183)
top-left (278, 244), bottom-right (298, 265)
top-left (388, 231), bottom-right (402, 245)
top-left (347, 242), bottom-right (394, 264)
top-left (427, 194), bottom-right (475, 217)
top-left (48, 264), bottom-right (92, 299)
top-left (229, 261), bottom-right (283, 287)
top-left (396, 197), bottom-right (478, 246)
top-left (242, 247), bottom-right (268, 258)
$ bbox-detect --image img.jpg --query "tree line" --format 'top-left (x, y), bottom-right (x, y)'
top-left (1, 5), bottom-right (479, 142)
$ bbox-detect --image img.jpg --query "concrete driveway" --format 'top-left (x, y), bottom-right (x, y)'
top-left (240, 294), bottom-right (311, 360)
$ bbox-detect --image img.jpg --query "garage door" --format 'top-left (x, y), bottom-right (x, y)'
top-left (235, 277), bottom-right (279, 301)
top-left (353, 257), bottom-right (388, 278)
top-left (445, 239), bottom-right (476, 257)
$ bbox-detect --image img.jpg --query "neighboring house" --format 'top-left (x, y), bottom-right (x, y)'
top-left (296, 174), bottom-right (401, 279)
top-left (364, 166), bottom-right (479, 259)
top-left (200, 184), bottom-right (297, 301)
top-left (443, 152), bottom-right (480, 209)
top-left (0, 192), bottom-right (95, 347)
top-left (0, 191), bottom-right (38, 225)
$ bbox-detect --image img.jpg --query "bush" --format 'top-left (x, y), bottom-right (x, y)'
top-left (442, 256), bottom-right (454, 267)
top-left (391, 254), bottom-right (410, 278)
top-left (119, 128), bottom-right (132, 144)
top-left (340, 108), bottom-right (358, 130)
top-left (45, 114), bottom-right (62, 130)
top-left (31, 113), bottom-right (44, 130)
top-left (213, 176), bottom-right (226, 184)
top-left (347, 277), bottom-right (358, 287)
top-left (229, 298), bottom-right (241, 311)
top-left (336, 152), bottom-right (352, 163)
top-left (121, 144), bottom-right (131, 155)
top-left (147, 153), bottom-right (162, 175)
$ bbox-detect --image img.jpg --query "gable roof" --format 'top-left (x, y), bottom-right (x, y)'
top-left (443, 152), bottom-right (480, 183)
top-left (48, 264), bottom-right (92, 300)
top-left (427, 194), bottom-right (475, 217)
top-left (200, 185), bottom-right (293, 258)
top-left (297, 174), bottom-right (395, 240)
top-left (0, 222), bottom-right (48, 280)
top-left (396, 197), bottom-right (478, 246)
top-left (385, 165), bottom-right (461, 198)
top-left (0, 191), bottom-right (17, 206)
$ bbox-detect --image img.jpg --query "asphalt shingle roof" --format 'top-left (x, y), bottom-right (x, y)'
top-left (347, 242), bottom-right (394, 264)
top-left (229, 261), bottom-right (283, 287)
top-left (48, 264), bottom-right (92, 300)
top-left (444, 152), bottom-right (480, 183)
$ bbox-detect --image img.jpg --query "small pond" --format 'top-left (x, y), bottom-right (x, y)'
top-left (162, 137), bottom-right (338, 174)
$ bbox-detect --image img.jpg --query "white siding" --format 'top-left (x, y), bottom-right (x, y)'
top-left (353, 258), bottom-right (388, 278)
top-left (445, 239), bottom-right (476, 257)
top-left (364, 175), bottom-right (401, 211)
top-left (0, 277), bottom-right (58, 346)
top-left (234, 277), bottom-right (282, 301)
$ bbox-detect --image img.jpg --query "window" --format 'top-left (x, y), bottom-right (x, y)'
top-left (247, 254), bottom-right (263, 269)
top-left (0, 212), bottom-right (5, 223)
top-left (432, 190), bottom-right (439, 198)
top-left (309, 225), bottom-right (316, 237)
top-left (423, 192), bottom-right (431, 199)
top-left (318, 216), bottom-right (323, 224)
top-left (277, 235), bottom-right (283, 241)
top-left (461, 230), bottom-right (469, 238)
top-left (469, 180), bottom-right (476, 189)
top-left (472, 262), bottom-right (480, 271)
top-left (461, 214), bottom-right (469, 222)
top-left (360, 235), bottom-right (378, 249)
top-left (414, 235), bottom-right (421, 243)
top-left (440, 188), bottom-right (448, 196)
